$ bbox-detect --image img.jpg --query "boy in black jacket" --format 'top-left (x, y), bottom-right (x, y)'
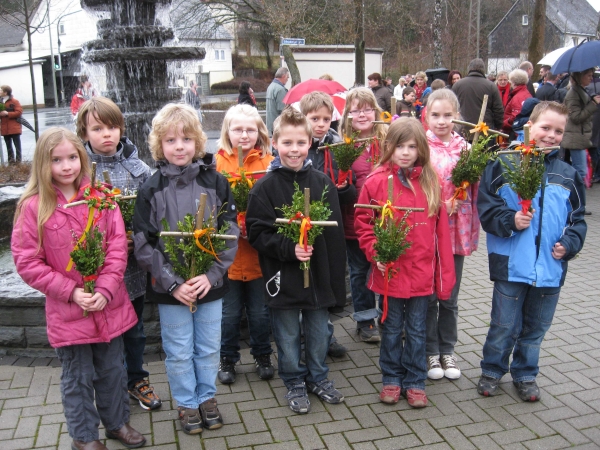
top-left (246, 107), bottom-right (347, 414)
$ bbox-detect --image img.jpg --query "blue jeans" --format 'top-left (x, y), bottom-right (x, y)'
top-left (158, 300), bottom-right (222, 408)
top-left (567, 149), bottom-right (588, 183)
top-left (221, 278), bottom-right (272, 361)
top-left (346, 239), bottom-right (377, 325)
top-left (379, 295), bottom-right (429, 390)
top-left (270, 308), bottom-right (331, 386)
top-left (426, 255), bottom-right (463, 356)
top-left (123, 295), bottom-right (149, 389)
top-left (481, 281), bottom-right (560, 382)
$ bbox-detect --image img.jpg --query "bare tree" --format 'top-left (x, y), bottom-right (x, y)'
top-left (433, 0), bottom-right (443, 68)
top-left (527, 0), bottom-right (546, 80)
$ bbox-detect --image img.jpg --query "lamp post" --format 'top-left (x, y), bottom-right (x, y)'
top-left (56, 10), bottom-right (82, 106)
top-left (47, 0), bottom-right (59, 108)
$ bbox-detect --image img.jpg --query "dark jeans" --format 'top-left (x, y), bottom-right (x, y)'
top-left (426, 254), bottom-right (463, 356)
top-left (56, 336), bottom-right (129, 442)
top-left (221, 278), bottom-right (272, 361)
top-left (3, 134), bottom-right (21, 162)
top-left (481, 281), bottom-right (560, 382)
top-left (379, 295), bottom-right (429, 390)
top-left (270, 307), bottom-right (331, 386)
top-left (123, 295), bottom-right (149, 389)
top-left (346, 239), bottom-right (377, 326)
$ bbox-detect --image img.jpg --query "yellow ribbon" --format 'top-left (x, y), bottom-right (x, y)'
top-left (381, 111), bottom-right (392, 123)
top-left (380, 200), bottom-right (394, 226)
top-left (193, 228), bottom-right (220, 262)
top-left (66, 207), bottom-right (96, 272)
top-left (469, 121), bottom-right (490, 136)
top-left (298, 217), bottom-right (312, 251)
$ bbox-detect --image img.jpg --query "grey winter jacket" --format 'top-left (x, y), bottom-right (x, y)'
top-left (562, 84), bottom-right (597, 150)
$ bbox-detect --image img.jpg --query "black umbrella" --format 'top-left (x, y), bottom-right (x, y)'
top-left (17, 117), bottom-right (35, 133)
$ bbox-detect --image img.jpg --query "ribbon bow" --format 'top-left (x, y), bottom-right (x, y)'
top-left (380, 111), bottom-right (392, 123)
top-left (379, 200), bottom-right (395, 226)
top-left (447, 181), bottom-right (470, 214)
top-left (515, 139), bottom-right (537, 155)
top-left (193, 228), bottom-right (220, 262)
top-left (227, 171), bottom-right (255, 189)
top-left (299, 216), bottom-right (312, 251)
top-left (469, 121), bottom-right (490, 136)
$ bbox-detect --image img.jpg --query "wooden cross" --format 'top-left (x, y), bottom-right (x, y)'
top-left (234, 144), bottom-right (267, 176)
top-left (496, 125), bottom-right (560, 154)
top-left (274, 187), bottom-right (338, 288)
top-left (354, 175), bottom-right (425, 220)
top-left (451, 94), bottom-right (509, 140)
top-left (64, 166), bottom-right (135, 209)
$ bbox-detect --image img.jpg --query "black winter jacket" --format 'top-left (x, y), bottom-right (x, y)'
top-left (452, 71), bottom-right (504, 131)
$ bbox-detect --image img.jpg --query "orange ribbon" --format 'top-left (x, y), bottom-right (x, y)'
top-left (469, 121), bottom-right (490, 136)
top-left (193, 228), bottom-right (220, 262)
top-left (380, 111), bottom-right (392, 123)
top-left (299, 217), bottom-right (312, 251)
top-left (447, 181), bottom-right (470, 214)
top-left (515, 139), bottom-right (537, 155)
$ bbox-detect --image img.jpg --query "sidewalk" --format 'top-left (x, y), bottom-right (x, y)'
top-left (1, 187), bottom-right (599, 449)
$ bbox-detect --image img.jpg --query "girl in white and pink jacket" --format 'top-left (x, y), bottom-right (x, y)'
top-left (11, 128), bottom-right (144, 450)
top-left (425, 89), bottom-right (481, 382)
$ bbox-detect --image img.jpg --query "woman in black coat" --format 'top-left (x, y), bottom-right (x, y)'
top-left (238, 81), bottom-right (257, 107)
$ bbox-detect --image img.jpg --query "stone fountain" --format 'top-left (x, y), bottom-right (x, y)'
top-left (80, 0), bottom-right (206, 164)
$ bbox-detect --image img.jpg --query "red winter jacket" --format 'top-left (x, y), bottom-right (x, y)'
top-left (0, 96), bottom-right (22, 136)
top-left (354, 164), bottom-right (455, 299)
top-left (11, 181), bottom-right (137, 348)
top-left (503, 84), bottom-right (531, 134)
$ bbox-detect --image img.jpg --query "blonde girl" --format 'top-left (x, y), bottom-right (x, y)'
top-left (12, 127), bottom-right (143, 450)
top-left (424, 89), bottom-right (480, 382)
top-left (339, 87), bottom-right (387, 342)
top-left (354, 118), bottom-right (455, 408)
top-left (215, 104), bottom-right (274, 385)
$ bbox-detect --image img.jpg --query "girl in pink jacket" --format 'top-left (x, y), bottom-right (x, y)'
top-left (11, 128), bottom-right (144, 450)
top-left (425, 89), bottom-right (480, 382)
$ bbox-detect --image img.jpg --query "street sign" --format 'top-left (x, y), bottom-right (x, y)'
top-left (281, 38), bottom-right (305, 46)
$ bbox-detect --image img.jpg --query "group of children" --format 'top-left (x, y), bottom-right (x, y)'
top-left (11, 78), bottom-right (586, 448)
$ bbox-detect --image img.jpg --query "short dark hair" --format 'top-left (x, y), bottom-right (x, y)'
top-left (367, 73), bottom-right (383, 85)
top-left (239, 81), bottom-right (251, 95)
top-left (0, 85), bottom-right (12, 96)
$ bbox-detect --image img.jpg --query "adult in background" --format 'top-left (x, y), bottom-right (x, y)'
top-left (394, 77), bottom-right (407, 100)
top-left (447, 71), bottom-right (462, 89)
top-left (185, 80), bottom-right (203, 123)
top-left (0, 85), bottom-right (23, 163)
top-left (537, 65), bottom-right (551, 84)
top-left (367, 72), bottom-right (392, 113)
top-left (496, 71), bottom-right (510, 108)
top-left (535, 71), bottom-right (559, 102)
top-left (519, 61), bottom-right (536, 97)
top-left (562, 68), bottom-right (600, 207)
top-left (385, 77), bottom-right (395, 95)
top-left (502, 69), bottom-right (532, 139)
top-left (237, 81), bottom-right (257, 107)
top-left (586, 72), bottom-right (600, 183)
top-left (453, 58), bottom-right (504, 136)
top-left (265, 67), bottom-right (290, 135)
top-left (70, 75), bottom-right (96, 122)
top-left (413, 71), bottom-right (428, 100)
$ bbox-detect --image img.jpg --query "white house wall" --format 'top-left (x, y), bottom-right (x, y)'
top-left (1, 64), bottom-right (44, 106)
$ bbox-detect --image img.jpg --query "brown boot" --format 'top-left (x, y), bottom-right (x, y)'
top-left (71, 441), bottom-right (108, 450)
top-left (105, 423), bottom-right (146, 448)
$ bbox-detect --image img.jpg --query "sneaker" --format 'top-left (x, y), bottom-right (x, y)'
top-left (513, 380), bottom-right (541, 402)
top-left (178, 407), bottom-right (202, 435)
top-left (254, 354), bottom-right (275, 380)
top-left (199, 398), bottom-right (223, 430)
top-left (402, 388), bottom-right (428, 408)
top-left (357, 323), bottom-right (381, 342)
top-left (427, 355), bottom-right (444, 380)
top-left (128, 379), bottom-right (162, 410)
top-left (285, 382), bottom-right (311, 414)
top-left (379, 385), bottom-right (401, 404)
top-left (328, 341), bottom-right (347, 358)
top-left (218, 356), bottom-right (236, 384)
top-left (477, 375), bottom-right (500, 397)
top-left (440, 354), bottom-right (461, 379)
top-left (307, 379), bottom-right (345, 404)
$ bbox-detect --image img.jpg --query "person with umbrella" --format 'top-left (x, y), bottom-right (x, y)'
top-left (0, 85), bottom-right (23, 164)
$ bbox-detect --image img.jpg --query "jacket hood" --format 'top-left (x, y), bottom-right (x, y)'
top-left (426, 129), bottom-right (465, 154)
top-left (86, 137), bottom-right (148, 178)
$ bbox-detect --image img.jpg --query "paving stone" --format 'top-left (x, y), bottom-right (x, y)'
top-left (0, 408), bottom-right (21, 430)
top-left (226, 431), bottom-right (273, 448)
top-left (377, 412), bottom-right (411, 436)
top-left (458, 420), bottom-right (504, 437)
top-left (344, 425), bottom-right (390, 443)
top-left (2, 437), bottom-right (36, 450)
top-left (241, 410), bottom-right (268, 433)
top-left (350, 405), bottom-right (381, 428)
top-left (151, 420), bottom-right (175, 446)
top-left (321, 433), bottom-right (352, 450)
top-left (35, 423), bottom-right (60, 448)
top-left (236, 398), bottom-right (280, 412)
top-left (427, 412), bottom-right (473, 430)
top-left (347, 376), bottom-right (377, 395)
top-left (535, 406), bottom-right (579, 423)
top-left (407, 419), bottom-right (444, 444)
top-left (295, 424), bottom-right (325, 449)
top-left (316, 419), bottom-right (360, 435)
top-left (266, 417), bottom-right (296, 442)
top-left (484, 406), bottom-right (523, 430)
top-left (3, 395), bottom-right (46, 409)
top-left (324, 401), bottom-right (354, 420)
top-left (14, 415), bottom-right (39, 438)
top-left (522, 434), bottom-right (572, 450)
top-left (437, 427), bottom-right (477, 450)
top-left (0, 387), bottom-right (28, 400)
top-left (489, 427), bottom-right (537, 445)
top-left (253, 442), bottom-right (302, 450)
top-left (548, 420), bottom-right (591, 445)
top-left (567, 412), bottom-right (600, 429)
top-left (514, 413), bottom-right (556, 438)
top-left (468, 434), bottom-right (505, 450)
top-left (195, 436), bottom-right (225, 450)
top-left (372, 434), bottom-right (421, 450)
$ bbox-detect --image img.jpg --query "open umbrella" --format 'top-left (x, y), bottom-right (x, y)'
top-left (283, 79), bottom-right (347, 104)
top-left (551, 40), bottom-right (600, 74)
top-left (538, 43), bottom-right (573, 67)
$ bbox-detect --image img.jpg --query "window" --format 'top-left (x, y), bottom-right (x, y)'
top-left (59, 23), bottom-right (65, 35)
top-left (221, 50), bottom-right (225, 60)
top-left (215, 50), bottom-right (226, 60)
top-left (214, 50), bottom-right (220, 59)
top-left (522, 15), bottom-right (528, 26)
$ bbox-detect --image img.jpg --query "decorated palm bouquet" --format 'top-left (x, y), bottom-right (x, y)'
top-left (326, 130), bottom-right (370, 186)
top-left (449, 134), bottom-right (495, 206)
top-left (70, 225), bottom-right (106, 317)
top-left (221, 170), bottom-right (255, 236)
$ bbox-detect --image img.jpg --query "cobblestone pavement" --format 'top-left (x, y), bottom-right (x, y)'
top-left (1, 188), bottom-right (600, 450)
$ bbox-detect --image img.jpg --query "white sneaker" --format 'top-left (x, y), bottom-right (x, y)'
top-left (441, 354), bottom-right (461, 379)
top-left (427, 355), bottom-right (444, 380)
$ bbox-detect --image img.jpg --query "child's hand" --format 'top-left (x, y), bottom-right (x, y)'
top-left (295, 244), bottom-right (313, 261)
top-left (376, 261), bottom-right (387, 275)
top-left (514, 210), bottom-right (534, 230)
top-left (88, 292), bottom-right (108, 311)
top-left (444, 200), bottom-right (461, 215)
top-left (72, 288), bottom-right (93, 311)
top-left (337, 180), bottom-right (348, 189)
top-left (187, 274), bottom-right (212, 300)
top-left (127, 236), bottom-right (134, 254)
top-left (552, 242), bottom-right (567, 259)
top-left (172, 284), bottom-right (197, 307)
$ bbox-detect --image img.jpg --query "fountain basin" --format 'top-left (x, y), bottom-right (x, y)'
top-left (83, 47), bottom-right (205, 63)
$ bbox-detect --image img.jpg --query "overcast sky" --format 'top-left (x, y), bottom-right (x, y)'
top-left (588, 0), bottom-right (600, 11)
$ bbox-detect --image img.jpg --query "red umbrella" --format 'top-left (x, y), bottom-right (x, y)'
top-left (283, 79), bottom-right (347, 104)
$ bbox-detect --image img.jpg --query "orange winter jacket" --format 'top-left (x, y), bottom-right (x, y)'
top-left (216, 148), bottom-right (274, 281)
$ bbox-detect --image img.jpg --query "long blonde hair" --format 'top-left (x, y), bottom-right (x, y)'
top-left (217, 104), bottom-right (271, 157)
top-left (378, 118), bottom-right (441, 216)
top-left (14, 127), bottom-right (91, 247)
top-left (339, 88), bottom-right (387, 142)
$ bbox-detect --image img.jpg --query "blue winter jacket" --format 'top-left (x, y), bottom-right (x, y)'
top-left (477, 150), bottom-right (586, 287)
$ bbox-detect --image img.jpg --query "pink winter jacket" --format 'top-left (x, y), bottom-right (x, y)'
top-left (11, 183), bottom-right (137, 348)
top-left (427, 130), bottom-right (480, 256)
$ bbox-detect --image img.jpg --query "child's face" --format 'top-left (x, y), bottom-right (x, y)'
top-left (272, 125), bottom-right (310, 171)
top-left (349, 100), bottom-right (376, 136)
top-left (404, 92), bottom-right (416, 104)
top-left (84, 113), bottom-right (121, 156)
top-left (162, 124), bottom-right (196, 167)
top-left (392, 138), bottom-right (418, 170)
top-left (427, 99), bottom-right (457, 142)
top-left (51, 139), bottom-right (81, 192)
top-left (528, 111), bottom-right (567, 148)
top-left (228, 115), bottom-right (259, 153)
top-left (306, 106), bottom-right (332, 140)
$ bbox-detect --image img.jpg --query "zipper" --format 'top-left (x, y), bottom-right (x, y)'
top-left (535, 172), bottom-right (547, 260)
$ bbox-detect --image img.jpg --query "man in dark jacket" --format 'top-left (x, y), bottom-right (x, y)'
top-left (519, 61), bottom-right (536, 97)
top-left (535, 72), bottom-right (559, 102)
top-left (452, 58), bottom-right (504, 136)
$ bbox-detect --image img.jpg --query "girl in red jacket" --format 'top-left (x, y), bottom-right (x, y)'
top-left (11, 128), bottom-right (144, 450)
top-left (354, 118), bottom-right (455, 408)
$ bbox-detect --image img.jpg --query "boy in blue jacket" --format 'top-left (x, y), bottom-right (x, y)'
top-left (476, 102), bottom-right (587, 402)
